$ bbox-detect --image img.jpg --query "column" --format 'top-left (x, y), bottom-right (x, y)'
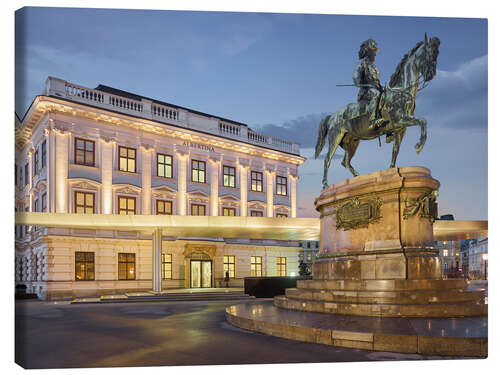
top-left (27, 148), bottom-right (33, 211)
top-left (176, 151), bottom-right (188, 215)
top-left (141, 145), bottom-right (153, 214)
top-left (209, 156), bottom-right (220, 216)
top-left (152, 228), bottom-right (162, 293)
top-left (266, 166), bottom-right (275, 218)
top-left (100, 137), bottom-right (114, 214)
top-left (239, 158), bottom-right (248, 216)
top-left (289, 173), bottom-right (298, 218)
top-left (45, 127), bottom-right (56, 212)
top-left (54, 128), bottom-right (69, 213)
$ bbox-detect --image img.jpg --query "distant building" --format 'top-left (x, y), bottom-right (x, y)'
top-left (466, 238), bottom-right (488, 279)
top-left (299, 240), bottom-right (319, 274)
top-left (435, 240), bottom-right (461, 277)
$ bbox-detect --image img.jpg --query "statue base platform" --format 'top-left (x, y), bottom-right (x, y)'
top-left (277, 167), bottom-right (486, 318)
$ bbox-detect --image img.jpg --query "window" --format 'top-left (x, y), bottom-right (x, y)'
top-left (33, 199), bottom-right (39, 213)
top-left (41, 193), bottom-right (47, 212)
top-left (250, 210), bottom-right (263, 217)
top-left (118, 253), bottom-right (136, 280)
top-left (224, 255), bottom-right (235, 278)
top-left (162, 253), bottom-right (172, 279)
top-left (118, 196), bottom-right (136, 215)
top-left (306, 253), bottom-right (312, 262)
top-left (277, 257), bottom-right (287, 276)
top-left (251, 256), bottom-right (262, 277)
top-left (75, 252), bottom-right (95, 281)
top-left (223, 165), bottom-right (236, 187)
top-left (75, 191), bottom-right (95, 214)
top-left (223, 207), bottom-right (236, 216)
top-left (191, 160), bottom-right (206, 183)
top-left (251, 171), bottom-right (263, 192)
top-left (24, 163), bottom-right (29, 186)
top-left (276, 176), bottom-right (287, 196)
top-left (41, 140), bottom-right (47, 168)
top-left (276, 213), bottom-right (288, 218)
top-left (443, 249), bottom-right (448, 257)
top-left (157, 153), bottom-right (172, 178)
top-left (75, 138), bottom-right (95, 167)
top-left (191, 204), bottom-right (206, 216)
top-left (119, 146), bottom-right (136, 173)
top-left (33, 149), bottom-right (39, 176)
top-left (156, 200), bottom-right (172, 215)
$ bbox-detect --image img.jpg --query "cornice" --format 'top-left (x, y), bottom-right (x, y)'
top-left (16, 96), bottom-right (306, 166)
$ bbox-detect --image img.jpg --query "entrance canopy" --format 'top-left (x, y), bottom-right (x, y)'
top-left (15, 212), bottom-right (487, 241)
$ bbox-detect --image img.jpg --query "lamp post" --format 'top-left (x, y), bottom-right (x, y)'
top-left (482, 253), bottom-right (488, 280)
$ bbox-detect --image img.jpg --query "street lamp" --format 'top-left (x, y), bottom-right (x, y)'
top-left (482, 253), bottom-right (488, 280)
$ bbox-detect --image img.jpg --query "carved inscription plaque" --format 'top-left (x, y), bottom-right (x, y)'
top-left (335, 197), bottom-right (382, 230)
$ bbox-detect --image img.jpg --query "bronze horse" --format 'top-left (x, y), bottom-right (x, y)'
top-left (315, 34), bottom-right (440, 188)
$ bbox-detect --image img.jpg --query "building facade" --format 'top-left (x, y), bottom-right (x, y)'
top-left (462, 238), bottom-right (488, 279)
top-left (298, 240), bottom-right (319, 274)
top-left (15, 77), bottom-right (306, 300)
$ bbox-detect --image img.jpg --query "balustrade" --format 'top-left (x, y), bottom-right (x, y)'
top-left (152, 104), bottom-right (179, 120)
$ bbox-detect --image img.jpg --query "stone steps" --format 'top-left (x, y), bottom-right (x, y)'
top-left (296, 279), bottom-right (470, 291)
top-left (71, 290), bottom-right (255, 304)
top-left (274, 295), bottom-right (487, 318)
top-left (285, 287), bottom-right (485, 305)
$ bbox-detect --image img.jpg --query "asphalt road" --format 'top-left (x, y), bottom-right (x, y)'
top-left (15, 299), bottom-right (462, 369)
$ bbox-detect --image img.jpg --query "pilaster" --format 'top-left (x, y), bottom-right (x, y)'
top-left (176, 150), bottom-right (188, 215)
top-left (54, 127), bottom-right (69, 213)
top-left (239, 158), bottom-right (249, 216)
top-left (209, 155), bottom-right (221, 216)
top-left (100, 136), bottom-right (114, 214)
top-left (141, 144), bottom-right (153, 214)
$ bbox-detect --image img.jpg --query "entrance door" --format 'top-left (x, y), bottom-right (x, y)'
top-left (190, 260), bottom-right (212, 288)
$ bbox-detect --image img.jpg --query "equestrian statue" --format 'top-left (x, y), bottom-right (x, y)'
top-left (315, 34), bottom-right (440, 188)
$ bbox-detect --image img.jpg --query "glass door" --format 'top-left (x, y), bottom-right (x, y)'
top-left (190, 260), bottom-right (212, 288)
top-left (201, 261), bottom-right (212, 288)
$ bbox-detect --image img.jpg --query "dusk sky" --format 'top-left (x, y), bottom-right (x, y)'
top-left (15, 7), bottom-right (488, 220)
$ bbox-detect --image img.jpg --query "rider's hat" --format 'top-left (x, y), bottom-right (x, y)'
top-left (359, 39), bottom-right (380, 59)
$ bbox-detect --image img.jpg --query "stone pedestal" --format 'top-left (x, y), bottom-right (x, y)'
top-left (275, 167), bottom-right (487, 318)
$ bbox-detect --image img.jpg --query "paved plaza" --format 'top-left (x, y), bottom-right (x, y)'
top-left (15, 298), bottom-right (468, 369)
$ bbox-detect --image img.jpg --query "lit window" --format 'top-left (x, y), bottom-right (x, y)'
top-left (191, 204), bottom-right (206, 216)
top-left (75, 191), bottom-right (95, 214)
top-left (251, 256), bottom-right (262, 277)
top-left (251, 171), bottom-right (263, 192)
top-left (156, 200), bottom-right (172, 215)
top-left (250, 210), bottom-right (263, 217)
top-left (75, 138), bottom-right (95, 167)
top-left (224, 255), bottom-right (235, 278)
top-left (118, 253), bottom-right (136, 280)
top-left (118, 196), bottom-right (136, 215)
top-left (223, 166), bottom-right (236, 187)
top-left (223, 207), bottom-right (236, 216)
top-left (162, 253), bottom-right (172, 279)
top-left (75, 252), bottom-right (95, 281)
top-left (157, 153), bottom-right (172, 178)
top-left (306, 253), bottom-right (312, 262)
top-left (276, 176), bottom-right (287, 196)
top-left (191, 160), bottom-right (206, 183)
top-left (119, 146), bottom-right (136, 173)
top-left (277, 257), bottom-right (287, 276)
top-left (443, 249), bottom-right (448, 257)
top-left (276, 213), bottom-right (287, 218)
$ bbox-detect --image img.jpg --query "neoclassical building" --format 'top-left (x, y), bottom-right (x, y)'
top-left (15, 77), bottom-right (306, 300)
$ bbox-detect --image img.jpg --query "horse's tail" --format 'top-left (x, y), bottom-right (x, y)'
top-left (315, 115), bottom-right (330, 159)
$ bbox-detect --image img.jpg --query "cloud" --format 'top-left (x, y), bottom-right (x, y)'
top-left (415, 55), bottom-right (487, 131)
top-left (254, 112), bottom-right (330, 148)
